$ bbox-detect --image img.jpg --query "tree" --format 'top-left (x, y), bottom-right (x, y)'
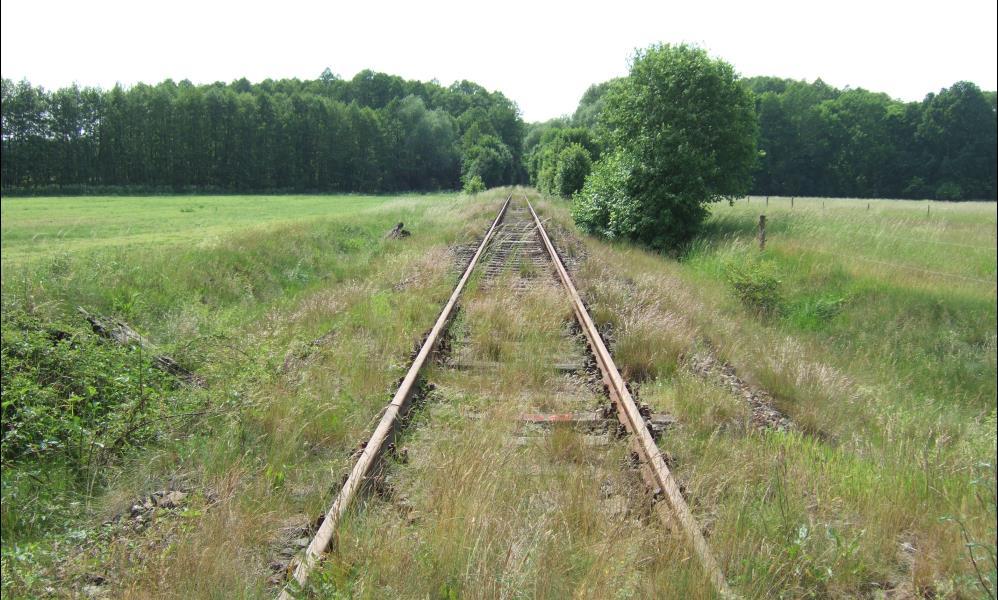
top-left (1, 70), bottom-right (526, 194)
top-left (572, 79), bottom-right (619, 129)
top-left (525, 127), bottom-right (597, 195)
top-left (575, 44), bottom-right (758, 250)
top-left (461, 134), bottom-right (513, 188)
top-left (553, 143), bottom-right (592, 197)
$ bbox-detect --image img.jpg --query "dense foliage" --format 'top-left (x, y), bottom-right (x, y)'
top-left (573, 44), bottom-right (758, 250)
top-left (1, 307), bottom-right (182, 471)
top-left (524, 126), bottom-right (598, 197)
top-left (747, 78), bottom-right (997, 200)
top-left (1, 70), bottom-right (525, 193)
top-left (569, 73), bottom-right (997, 202)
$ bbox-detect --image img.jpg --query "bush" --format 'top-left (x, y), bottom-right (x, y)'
top-left (572, 150), bottom-right (638, 239)
top-left (1, 308), bottom-right (182, 471)
top-left (461, 135), bottom-right (514, 189)
top-left (462, 174), bottom-right (486, 194)
top-left (725, 259), bottom-right (783, 314)
top-left (580, 44), bottom-right (758, 250)
top-left (525, 127), bottom-right (597, 197)
top-left (553, 144), bottom-right (592, 198)
top-left (936, 181), bottom-right (964, 201)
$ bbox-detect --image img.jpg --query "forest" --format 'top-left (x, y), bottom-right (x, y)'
top-left (0, 70), bottom-right (522, 194)
top-left (2, 69), bottom-right (996, 200)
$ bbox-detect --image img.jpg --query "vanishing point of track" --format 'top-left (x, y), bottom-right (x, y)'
top-left (279, 194), bottom-right (732, 598)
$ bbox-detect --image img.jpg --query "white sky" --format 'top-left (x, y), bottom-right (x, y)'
top-left (2, 0), bottom-right (996, 122)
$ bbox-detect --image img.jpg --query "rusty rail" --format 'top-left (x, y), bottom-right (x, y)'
top-left (278, 194), bottom-right (512, 599)
top-left (524, 196), bottom-right (734, 597)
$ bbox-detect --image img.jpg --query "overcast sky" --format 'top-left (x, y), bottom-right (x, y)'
top-left (2, 0), bottom-right (996, 122)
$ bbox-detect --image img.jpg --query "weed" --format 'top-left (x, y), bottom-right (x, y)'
top-left (724, 256), bottom-right (783, 315)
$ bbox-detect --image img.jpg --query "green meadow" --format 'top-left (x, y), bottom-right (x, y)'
top-left (0, 195), bottom-right (443, 265)
top-left (1, 191), bottom-right (995, 598)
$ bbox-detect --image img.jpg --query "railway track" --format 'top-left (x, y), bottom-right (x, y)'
top-left (279, 193), bottom-right (732, 598)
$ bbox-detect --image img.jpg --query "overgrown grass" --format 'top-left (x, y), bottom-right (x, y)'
top-left (1, 191), bottom-right (994, 598)
top-left (1, 191), bottom-right (494, 597)
top-left (321, 231), bottom-right (718, 598)
top-left (566, 195), bottom-right (997, 597)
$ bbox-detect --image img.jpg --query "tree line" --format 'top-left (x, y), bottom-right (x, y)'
top-left (527, 76), bottom-right (996, 202)
top-left (1, 69), bottom-right (524, 194)
top-left (3, 68), bottom-right (995, 201)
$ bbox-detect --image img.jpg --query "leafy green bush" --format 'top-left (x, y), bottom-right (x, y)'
top-left (1, 307), bottom-right (183, 471)
top-left (571, 150), bottom-right (638, 239)
top-left (577, 44), bottom-right (758, 250)
top-left (460, 134), bottom-right (514, 189)
top-left (525, 127), bottom-right (597, 197)
top-left (552, 144), bottom-right (592, 198)
top-left (936, 181), bottom-right (964, 200)
top-left (462, 173), bottom-right (486, 194)
top-left (724, 259), bottom-right (783, 314)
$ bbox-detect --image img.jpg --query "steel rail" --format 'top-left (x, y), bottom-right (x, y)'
top-left (278, 194), bottom-right (512, 599)
top-left (524, 196), bottom-right (734, 598)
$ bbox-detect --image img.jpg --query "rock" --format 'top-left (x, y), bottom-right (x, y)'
top-left (157, 490), bottom-right (187, 509)
top-left (293, 536), bottom-right (310, 548)
top-left (83, 584), bottom-right (110, 598)
top-left (385, 222), bottom-right (411, 239)
top-left (269, 560), bottom-right (287, 573)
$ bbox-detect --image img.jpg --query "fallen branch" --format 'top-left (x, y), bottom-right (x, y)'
top-left (77, 307), bottom-right (206, 387)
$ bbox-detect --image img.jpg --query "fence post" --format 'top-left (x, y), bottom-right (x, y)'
top-left (758, 215), bottom-right (767, 251)
top-left (791, 197), bottom-right (794, 209)
top-left (766, 196), bottom-right (769, 206)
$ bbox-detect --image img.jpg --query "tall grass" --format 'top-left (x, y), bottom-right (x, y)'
top-left (567, 195), bottom-right (997, 597)
top-left (2, 191), bottom-right (994, 598)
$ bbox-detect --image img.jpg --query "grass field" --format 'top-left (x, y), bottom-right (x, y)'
top-left (1, 191), bottom-right (995, 598)
top-left (0, 194), bottom-right (441, 264)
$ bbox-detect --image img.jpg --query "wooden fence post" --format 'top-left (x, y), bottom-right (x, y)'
top-left (758, 215), bottom-right (767, 251)
top-left (791, 197), bottom-right (794, 209)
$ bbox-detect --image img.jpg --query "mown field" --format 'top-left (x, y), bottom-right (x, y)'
top-left (1, 190), bottom-right (995, 598)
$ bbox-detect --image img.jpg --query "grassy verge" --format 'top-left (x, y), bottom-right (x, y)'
top-left (1, 190), bottom-right (500, 597)
top-left (565, 195), bottom-right (997, 597)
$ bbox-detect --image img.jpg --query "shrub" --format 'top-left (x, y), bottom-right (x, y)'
top-left (1, 307), bottom-right (182, 472)
top-left (462, 174), bottom-right (486, 194)
top-left (572, 150), bottom-right (638, 240)
top-left (935, 181), bottom-right (964, 201)
top-left (725, 259), bottom-right (783, 314)
top-left (581, 44), bottom-right (758, 250)
top-left (461, 135), bottom-right (513, 189)
top-left (552, 144), bottom-right (592, 198)
top-left (526, 128), bottom-right (597, 197)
